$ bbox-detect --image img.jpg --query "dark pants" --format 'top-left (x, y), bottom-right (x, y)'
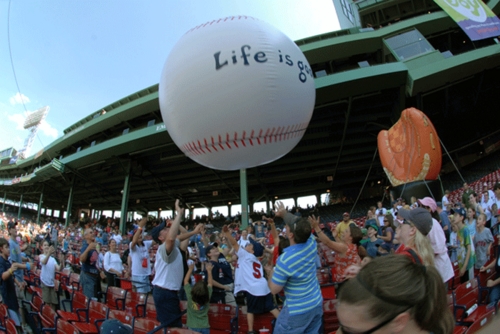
top-left (152, 287), bottom-right (182, 327)
top-left (105, 272), bottom-right (120, 288)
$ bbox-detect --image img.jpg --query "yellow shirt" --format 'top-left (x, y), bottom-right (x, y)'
top-left (336, 220), bottom-right (354, 238)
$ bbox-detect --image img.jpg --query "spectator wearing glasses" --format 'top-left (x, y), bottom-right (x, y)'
top-left (394, 208), bottom-right (435, 266)
top-left (377, 214), bottom-right (395, 251)
top-left (336, 255), bottom-right (454, 334)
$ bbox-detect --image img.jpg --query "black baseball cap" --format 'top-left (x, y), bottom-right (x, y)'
top-left (150, 221), bottom-right (166, 244)
top-left (100, 319), bottom-right (133, 334)
top-left (7, 221), bottom-right (17, 230)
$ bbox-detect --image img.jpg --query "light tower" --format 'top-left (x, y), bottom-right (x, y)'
top-left (17, 106), bottom-right (49, 159)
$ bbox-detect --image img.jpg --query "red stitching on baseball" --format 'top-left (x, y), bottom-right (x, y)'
top-left (185, 16), bottom-right (258, 34)
top-left (218, 135), bottom-right (224, 150)
top-left (233, 132), bottom-right (239, 149)
top-left (211, 137), bottom-right (218, 152)
top-left (181, 124), bottom-right (307, 156)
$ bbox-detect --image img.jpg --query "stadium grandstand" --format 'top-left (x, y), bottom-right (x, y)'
top-left (2, 1), bottom-right (500, 333)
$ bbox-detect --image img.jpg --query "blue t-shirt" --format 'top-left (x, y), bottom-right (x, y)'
top-left (272, 235), bottom-right (322, 315)
top-left (80, 241), bottom-right (99, 275)
top-left (439, 211), bottom-right (451, 234)
top-left (101, 232), bottom-right (108, 244)
top-left (9, 238), bottom-right (24, 282)
top-left (206, 253), bottom-right (233, 287)
top-left (361, 238), bottom-right (383, 257)
top-left (0, 256), bottom-right (19, 310)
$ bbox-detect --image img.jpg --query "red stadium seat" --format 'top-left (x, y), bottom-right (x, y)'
top-left (464, 310), bottom-right (496, 333)
top-left (207, 303), bottom-right (237, 333)
top-left (55, 318), bottom-right (80, 334)
top-left (58, 291), bottom-right (90, 322)
top-left (453, 279), bottom-right (494, 325)
top-left (125, 290), bottom-right (148, 317)
top-left (102, 286), bottom-right (127, 310)
top-left (132, 317), bottom-right (160, 334)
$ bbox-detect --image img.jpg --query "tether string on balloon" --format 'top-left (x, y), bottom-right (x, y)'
top-left (351, 147), bottom-right (378, 215)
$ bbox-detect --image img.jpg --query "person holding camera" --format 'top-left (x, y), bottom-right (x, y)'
top-left (376, 201), bottom-right (387, 228)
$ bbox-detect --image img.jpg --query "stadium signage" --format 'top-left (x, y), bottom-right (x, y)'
top-left (434, 0), bottom-right (500, 40)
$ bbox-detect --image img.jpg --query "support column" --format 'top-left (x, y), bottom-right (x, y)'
top-left (2, 192), bottom-right (6, 212)
top-left (18, 194), bottom-right (23, 219)
top-left (111, 210), bottom-right (115, 219)
top-left (265, 196), bottom-right (270, 216)
top-left (120, 163), bottom-right (131, 235)
top-left (240, 169), bottom-right (249, 229)
top-left (37, 191), bottom-right (43, 225)
top-left (66, 179), bottom-right (75, 227)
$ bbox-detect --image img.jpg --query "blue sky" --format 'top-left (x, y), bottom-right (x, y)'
top-left (0, 0), bottom-right (339, 157)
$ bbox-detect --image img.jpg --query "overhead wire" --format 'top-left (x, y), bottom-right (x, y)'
top-left (7, 0), bottom-right (52, 165)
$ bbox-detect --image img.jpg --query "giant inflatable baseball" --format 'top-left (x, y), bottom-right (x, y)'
top-left (159, 16), bottom-right (316, 170)
top-left (377, 108), bottom-right (442, 186)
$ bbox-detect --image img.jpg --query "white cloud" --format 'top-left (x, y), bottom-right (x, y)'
top-left (7, 112), bottom-right (58, 138)
top-left (9, 92), bottom-right (30, 106)
top-left (7, 113), bottom-right (25, 130)
top-left (39, 120), bottom-right (58, 138)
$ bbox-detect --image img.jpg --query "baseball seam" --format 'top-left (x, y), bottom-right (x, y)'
top-left (186, 16), bottom-right (257, 34)
top-left (181, 123), bottom-right (308, 156)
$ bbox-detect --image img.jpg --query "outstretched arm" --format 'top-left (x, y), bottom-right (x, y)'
top-left (222, 225), bottom-right (239, 253)
top-left (309, 215), bottom-right (348, 254)
top-left (184, 262), bottom-right (195, 286)
top-left (166, 200), bottom-right (185, 254)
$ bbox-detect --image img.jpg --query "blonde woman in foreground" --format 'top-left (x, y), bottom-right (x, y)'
top-left (336, 255), bottom-right (454, 334)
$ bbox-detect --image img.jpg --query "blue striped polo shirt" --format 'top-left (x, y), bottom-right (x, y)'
top-left (272, 234), bottom-right (322, 315)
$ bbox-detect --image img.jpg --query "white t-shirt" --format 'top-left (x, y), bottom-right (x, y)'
top-left (104, 251), bottom-right (124, 274)
top-left (40, 254), bottom-right (57, 287)
top-left (481, 199), bottom-right (493, 221)
top-left (112, 234), bottom-right (123, 245)
top-left (234, 247), bottom-right (270, 296)
top-left (442, 195), bottom-right (450, 210)
top-left (428, 218), bottom-right (454, 283)
top-left (238, 237), bottom-right (250, 248)
top-left (130, 240), bottom-right (153, 276)
top-left (376, 208), bottom-right (387, 226)
top-left (151, 239), bottom-right (183, 291)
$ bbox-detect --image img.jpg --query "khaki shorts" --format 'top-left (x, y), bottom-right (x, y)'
top-left (15, 283), bottom-right (25, 301)
top-left (42, 283), bottom-right (59, 305)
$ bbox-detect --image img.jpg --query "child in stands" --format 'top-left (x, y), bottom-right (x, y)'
top-left (40, 240), bottom-right (62, 310)
top-left (184, 261), bottom-right (213, 334)
top-left (222, 225), bottom-right (279, 334)
top-left (452, 207), bottom-right (476, 283)
top-left (474, 213), bottom-right (493, 270)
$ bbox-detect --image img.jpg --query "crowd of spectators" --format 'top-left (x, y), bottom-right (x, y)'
top-left (1, 160), bottom-right (500, 332)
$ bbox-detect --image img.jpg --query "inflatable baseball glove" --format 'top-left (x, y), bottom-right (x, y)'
top-left (377, 108), bottom-right (442, 186)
